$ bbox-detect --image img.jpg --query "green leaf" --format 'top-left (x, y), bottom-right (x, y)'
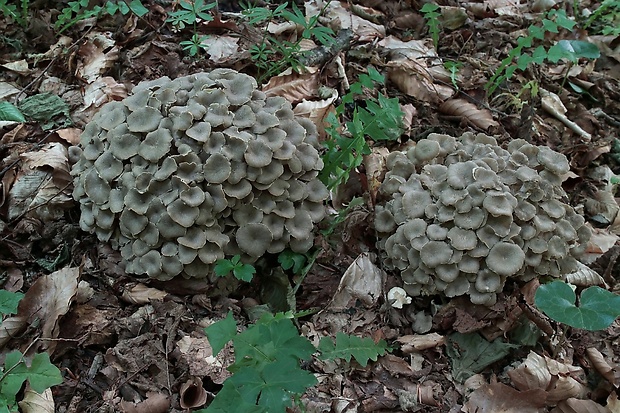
top-left (547, 40), bottom-right (600, 63)
top-left (214, 258), bottom-right (237, 277)
top-left (205, 312), bottom-right (237, 355)
top-left (278, 250), bottom-right (307, 274)
top-left (128, 0), bottom-right (148, 16)
top-left (535, 281), bottom-right (620, 330)
top-left (202, 382), bottom-right (266, 413)
top-left (1, 351), bottom-right (29, 403)
top-left (318, 332), bottom-right (389, 367)
top-left (0, 102), bottom-right (26, 123)
top-left (17, 93), bottom-right (70, 124)
top-left (233, 263), bottom-right (255, 282)
top-left (445, 332), bottom-right (517, 382)
top-left (0, 290), bottom-right (24, 316)
top-left (26, 352), bottom-right (63, 393)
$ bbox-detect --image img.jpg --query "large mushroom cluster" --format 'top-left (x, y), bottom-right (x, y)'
top-left (376, 132), bottom-right (590, 306)
top-left (71, 69), bottom-right (328, 280)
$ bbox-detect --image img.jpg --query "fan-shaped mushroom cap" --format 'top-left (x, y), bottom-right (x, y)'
top-left (420, 241), bottom-right (453, 268)
top-left (127, 107), bottom-right (162, 133)
top-left (236, 223), bottom-right (273, 257)
top-left (486, 242), bottom-right (525, 277)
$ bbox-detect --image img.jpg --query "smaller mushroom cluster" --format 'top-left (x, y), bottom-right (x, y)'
top-left (376, 132), bottom-right (590, 306)
top-left (71, 69), bottom-right (328, 280)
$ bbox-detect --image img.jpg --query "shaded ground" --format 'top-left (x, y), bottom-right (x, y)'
top-left (1, 0), bottom-right (620, 412)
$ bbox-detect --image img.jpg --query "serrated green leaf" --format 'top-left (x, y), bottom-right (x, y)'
top-left (214, 259), bottom-right (236, 277)
top-left (278, 250), bottom-right (306, 274)
top-left (26, 352), bottom-right (63, 393)
top-left (0, 102), bottom-right (26, 123)
top-left (201, 382), bottom-right (266, 413)
top-left (0, 290), bottom-right (24, 316)
top-left (233, 264), bottom-right (255, 282)
top-left (535, 281), bottom-right (620, 330)
top-left (205, 311), bottom-right (237, 355)
top-left (318, 332), bottom-right (388, 367)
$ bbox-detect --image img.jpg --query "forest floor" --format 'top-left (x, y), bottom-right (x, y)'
top-left (0, 0), bottom-right (620, 412)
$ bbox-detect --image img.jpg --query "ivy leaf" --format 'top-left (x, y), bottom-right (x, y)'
top-left (26, 352), bottom-right (63, 393)
top-left (535, 281), bottom-right (620, 330)
top-left (0, 290), bottom-right (24, 316)
top-left (318, 332), bottom-right (389, 367)
top-left (1, 351), bottom-right (30, 403)
top-left (205, 311), bottom-right (237, 355)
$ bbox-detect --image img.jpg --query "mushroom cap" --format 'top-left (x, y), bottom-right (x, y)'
top-left (485, 242), bottom-right (525, 277)
top-left (236, 223), bottom-right (273, 257)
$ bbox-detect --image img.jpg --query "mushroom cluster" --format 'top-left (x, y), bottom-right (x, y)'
top-left (376, 132), bottom-right (590, 306)
top-left (71, 69), bottom-right (328, 280)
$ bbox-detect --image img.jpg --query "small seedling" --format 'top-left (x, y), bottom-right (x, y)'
top-left (166, 0), bottom-right (216, 56)
top-left (0, 290), bottom-right (63, 412)
top-left (242, 1), bottom-right (335, 82)
top-left (444, 61), bottom-right (461, 90)
top-left (214, 255), bottom-right (256, 282)
top-left (278, 249), bottom-right (308, 275)
top-left (420, 3), bottom-right (441, 50)
top-left (486, 9), bottom-right (599, 94)
top-left (200, 311), bottom-right (389, 413)
top-left (55, 0), bottom-right (148, 33)
top-left (535, 280), bottom-right (620, 330)
top-left (320, 67), bottom-right (403, 190)
top-left (584, 0), bottom-right (620, 36)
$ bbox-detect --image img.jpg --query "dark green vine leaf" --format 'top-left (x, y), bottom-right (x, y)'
top-left (535, 280), bottom-right (620, 330)
top-left (205, 311), bottom-right (237, 355)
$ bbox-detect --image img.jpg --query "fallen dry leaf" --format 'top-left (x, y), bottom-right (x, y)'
top-left (179, 376), bottom-right (208, 409)
top-left (319, 0), bottom-right (385, 41)
top-left (118, 392), bottom-right (170, 413)
top-left (17, 266), bottom-right (80, 353)
top-left (77, 32), bottom-right (119, 84)
top-left (463, 382), bottom-right (547, 413)
top-left (329, 252), bottom-right (384, 309)
top-left (263, 72), bottom-right (320, 103)
top-left (396, 333), bottom-right (445, 352)
top-left (201, 35), bottom-right (239, 63)
top-left (586, 348), bottom-right (618, 387)
top-left (508, 351), bottom-right (588, 405)
top-left (550, 398), bottom-right (610, 413)
top-left (19, 387), bottom-right (55, 413)
top-left (439, 99), bottom-right (499, 130)
top-left (121, 283), bottom-right (168, 305)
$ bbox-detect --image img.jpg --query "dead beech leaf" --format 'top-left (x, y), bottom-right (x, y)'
top-left (586, 348), bottom-right (618, 386)
top-left (550, 398), bottom-right (610, 413)
top-left (508, 351), bottom-right (588, 405)
top-left (82, 76), bottom-right (128, 109)
top-left (17, 266), bottom-right (80, 353)
top-left (329, 252), bottom-right (384, 309)
top-left (9, 143), bottom-right (73, 221)
top-left (55, 128), bottom-right (82, 146)
top-left (321, 0), bottom-right (385, 41)
top-left (200, 35), bottom-right (239, 63)
top-left (396, 333), bottom-right (445, 352)
top-left (77, 32), bottom-right (119, 84)
top-left (293, 89), bottom-right (338, 140)
top-left (118, 392), bottom-right (170, 413)
top-left (439, 99), bottom-right (499, 130)
top-left (19, 387), bottom-right (55, 413)
top-left (387, 61), bottom-right (451, 103)
top-left (121, 283), bottom-right (167, 305)
top-left (463, 383), bottom-right (547, 413)
top-left (179, 376), bottom-right (208, 409)
top-left (263, 72), bottom-right (320, 103)
top-left (364, 146), bottom-right (389, 203)
top-left (0, 316), bottom-right (28, 348)
top-left (564, 261), bottom-right (605, 287)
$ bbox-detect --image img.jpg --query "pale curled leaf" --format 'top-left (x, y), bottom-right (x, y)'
top-left (329, 252), bottom-right (384, 309)
top-left (19, 387), bottom-right (55, 413)
top-left (585, 348), bottom-right (618, 386)
top-left (121, 283), bottom-right (168, 305)
top-left (263, 72), bottom-right (320, 103)
top-left (0, 315), bottom-right (28, 348)
top-left (564, 261), bottom-right (605, 287)
top-left (508, 351), bottom-right (588, 405)
top-left (17, 267), bottom-right (80, 352)
top-left (439, 99), bottom-right (499, 130)
top-left (550, 398), bottom-right (610, 413)
top-left (396, 333), bottom-right (445, 352)
top-left (463, 383), bottom-right (547, 413)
